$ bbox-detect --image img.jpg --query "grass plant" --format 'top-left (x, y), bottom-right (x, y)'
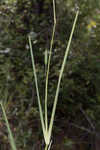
top-left (0, 0), bottom-right (79, 149)
top-left (28, 0), bottom-right (79, 149)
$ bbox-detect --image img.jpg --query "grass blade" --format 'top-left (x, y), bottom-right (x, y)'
top-left (48, 10), bottom-right (79, 141)
top-left (44, 0), bottom-right (56, 132)
top-left (28, 36), bottom-right (46, 142)
top-left (0, 102), bottom-right (17, 150)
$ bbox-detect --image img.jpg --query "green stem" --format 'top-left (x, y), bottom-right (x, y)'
top-left (44, 144), bottom-right (48, 150)
top-left (44, 0), bottom-right (56, 132)
top-left (28, 36), bottom-right (46, 141)
top-left (48, 10), bottom-right (79, 142)
top-left (0, 102), bottom-right (17, 150)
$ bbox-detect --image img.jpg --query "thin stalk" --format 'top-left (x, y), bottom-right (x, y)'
top-left (71, 123), bottom-right (92, 134)
top-left (0, 102), bottom-right (17, 150)
top-left (48, 139), bottom-right (52, 150)
top-left (44, 0), bottom-right (56, 132)
top-left (28, 36), bottom-right (46, 142)
top-left (44, 139), bottom-right (52, 150)
top-left (80, 107), bottom-right (95, 130)
top-left (45, 144), bottom-right (48, 150)
top-left (48, 10), bottom-right (79, 141)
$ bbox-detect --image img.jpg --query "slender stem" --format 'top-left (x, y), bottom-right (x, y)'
top-left (28, 36), bottom-right (46, 141)
top-left (71, 123), bottom-right (92, 134)
top-left (80, 107), bottom-right (95, 130)
top-left (0, 102), bottom-right (17, 150)
top-left (44, 0), bottom-right (56, 132)
top-left (48, 10), bottom-right (79, 141)
top-left (48, 139), bottom-right (52, 150)
top-left (45, 144), bottom-right (48, 150)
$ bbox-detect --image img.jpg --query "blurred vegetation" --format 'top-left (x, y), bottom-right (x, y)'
top-left (0, 0), bottom-right (100, 149)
